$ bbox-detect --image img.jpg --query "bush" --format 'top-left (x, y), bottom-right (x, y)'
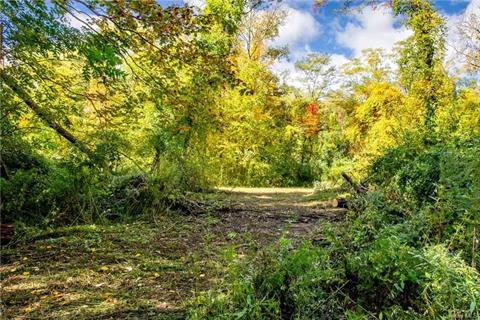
top-left (190, 236), bottom-right (479, 319)
top-left (434, 137), bottom-right (480, 266)
top-left (189, 136), bottom-right (480, 319)
top-left (189, 240), bottom-right (344, 320)
top-left (369, 139), bottom-right (441, 208)
top-left (0, 161), bottom-right (110, 226)
top-left (345, 240), bottom-right (479, 318)
top-left (419, 245), bottom-right (479, 319)
top-left (345, 236), bottom-right (423, 312)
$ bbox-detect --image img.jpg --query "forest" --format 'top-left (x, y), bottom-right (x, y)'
top-left (0, 0), bottom-right (479, 319)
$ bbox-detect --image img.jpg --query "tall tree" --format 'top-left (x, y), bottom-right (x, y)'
top-left (238, 5), bottom-right (287, 61)
top-left (458, 10), bottom-right (480, 72)
top-left (393, 0), bottom-right (447, 130)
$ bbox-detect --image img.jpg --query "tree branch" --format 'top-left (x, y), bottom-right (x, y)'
top-left (0, 71), bottom-right (95, 159)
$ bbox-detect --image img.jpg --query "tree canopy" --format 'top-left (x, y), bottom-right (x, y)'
top-left (1, 0), bottom-right (479, 319)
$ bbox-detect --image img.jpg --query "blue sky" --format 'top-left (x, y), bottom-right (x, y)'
top-left (284, 0), bottom-right (469, 57)
top-left (71, 0), bottom-right (478, 84)
top-left (171, 0), bottom-right (478, 84)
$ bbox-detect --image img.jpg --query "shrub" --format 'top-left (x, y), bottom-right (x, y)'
top-left (433, 137), bottom-right (480, 265)
top-left (0, 161), bottom-right (110, 226)
top-left (419, 245), bottom-right (479, 319)
top-left (369, 139), bottom-right (441, 208)
top-left (189, 240), bottom-right (344, 320)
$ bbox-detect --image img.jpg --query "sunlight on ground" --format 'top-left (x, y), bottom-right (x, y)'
top-left (217, 187), bottom-right (315, 194)
top-left (2, 188), bottom-right (343, 319)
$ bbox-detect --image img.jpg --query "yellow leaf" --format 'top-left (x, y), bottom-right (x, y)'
top-left (18, 117), bottom-right (30, 128)
top-left (90, 248), bottom-right (96, 252)
top-left (101, 292), bottom-right (113, 299)
top-left (22, 271), bottom-right (30, 276)
top-left (22, 257), bottom-right (28, 261)
top-left (100, 266), bottom-right (109, 272)
top-left (135, 253), bottom-right (141, 257)
top-left (153, 272), bottom-right (160, 278)
top-left (23, 306), bottom-right (33, 313)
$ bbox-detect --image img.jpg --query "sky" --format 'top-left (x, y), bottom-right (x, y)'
top-left (264, 0), bottom-right (478, 86)
top-left (70, 0), bottom-right (479, 86)
top-left (178, 0), bottom-right (479, 86)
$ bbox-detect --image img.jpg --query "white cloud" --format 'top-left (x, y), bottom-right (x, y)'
top-left (465, 0), bottom-right (480, 16)
top-left (330, 53), bottom-right (350, 68)
top-left (444, 0), bottom-right (480, 75)
top-left (336, 7), bottom-right (411, 57)
top-left (183, 0), bottom-right (206, 10)
top-left (270, 5), bottom-right (322, 48)
top-left (269, 5), bottom-right (341, 89)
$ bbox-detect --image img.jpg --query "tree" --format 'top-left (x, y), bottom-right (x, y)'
top-left (393, 0), bottom-right (448, 130)
top-left (238, 5), bottom-right (287, 61)
top-left (458, 11), bottom-right (480, 72)
top-left (295, 53), bottom-right (335, 102)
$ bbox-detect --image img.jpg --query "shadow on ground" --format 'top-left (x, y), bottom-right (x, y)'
top-left (1, 188), bottom-right (345, 319)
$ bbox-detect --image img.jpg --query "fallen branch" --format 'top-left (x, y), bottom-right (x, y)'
top-left (341, 172), bottom-right (368, 194)
top-left (335, 172), bottom-right (369, 208)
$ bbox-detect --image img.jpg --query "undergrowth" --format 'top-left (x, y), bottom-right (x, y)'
top-left (189, 137), bottom-right (480, 319)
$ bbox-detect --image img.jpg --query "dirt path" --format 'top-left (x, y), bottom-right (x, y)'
top-left (213, 187), bottom-right (346, 242)
top-left (1, 188), bottom-right (345, 319)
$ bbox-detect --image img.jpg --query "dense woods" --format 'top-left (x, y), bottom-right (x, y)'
top-left (1, 0), bottom-right (479, 319)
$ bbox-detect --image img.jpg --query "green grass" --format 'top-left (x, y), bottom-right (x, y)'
top-left (1, 217), bottom-right (231, 319)
top-left (1, 188), bottom-right (343, 319)
top-left (302, 188), bottom-right (349, 202)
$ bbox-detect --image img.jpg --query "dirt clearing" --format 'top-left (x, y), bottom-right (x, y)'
top-left (1, 188), bottom-right (345, 319)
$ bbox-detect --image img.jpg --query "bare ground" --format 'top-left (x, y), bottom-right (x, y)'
top-left (1, 188), bottom-right (345, 319)
top-left (214, 187), bottom-right (346, 241)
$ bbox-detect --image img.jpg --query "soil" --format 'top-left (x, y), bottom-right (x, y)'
top-left (213, 187), bottom-right (346, 242)
top-left (0, 188), bottom-right (345, 319)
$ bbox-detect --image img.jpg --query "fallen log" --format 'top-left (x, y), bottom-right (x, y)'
top-left (336, 173), bottom-right (369, 208)
top-left (341, 172), bottom-right (368, 194)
